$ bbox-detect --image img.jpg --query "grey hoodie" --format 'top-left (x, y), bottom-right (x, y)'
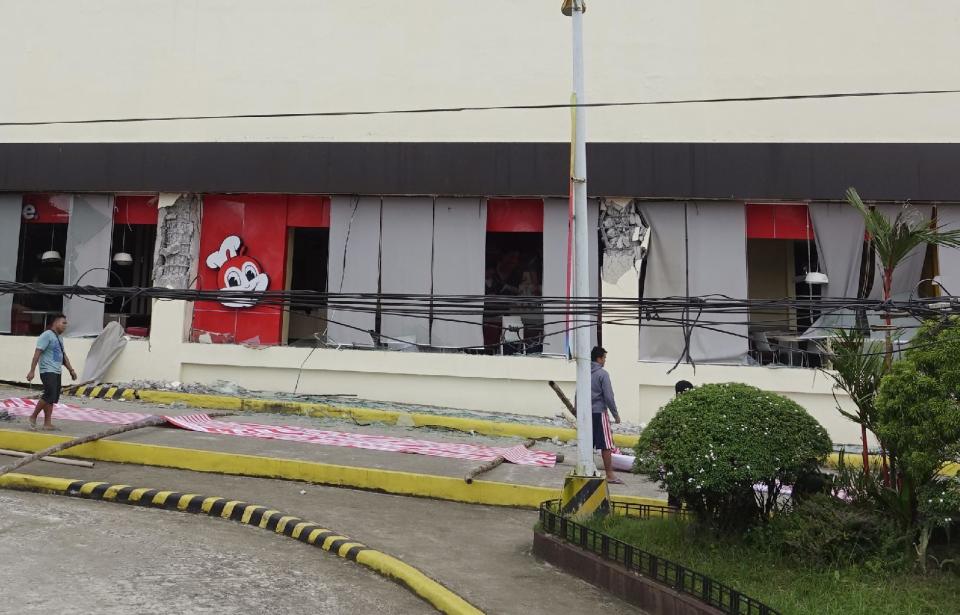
top-left (591, 362), bottom-right (619, 420)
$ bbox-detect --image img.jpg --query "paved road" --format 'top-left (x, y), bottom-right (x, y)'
top-left (0, 490), bottom-right (426, 615)
top-left (1, 462), bottom-right (643, 615)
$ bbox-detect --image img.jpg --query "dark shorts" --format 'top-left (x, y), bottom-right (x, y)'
top-left (39, 372), bottom-right (61, 404)
top-left (592, 412), bottom-right (614, 451)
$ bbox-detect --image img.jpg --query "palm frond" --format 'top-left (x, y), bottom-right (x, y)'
top-left (846, 187), bottom-right (960, 274)
top-left (820, 327), bottom-right (884, 427)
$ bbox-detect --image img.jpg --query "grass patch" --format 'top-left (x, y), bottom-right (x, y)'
top-left (584, 515), bottom-right (958, 615)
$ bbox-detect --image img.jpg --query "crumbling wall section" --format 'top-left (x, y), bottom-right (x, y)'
top-left (600, 198), bottom-right (648, 282)
top-left (152, 194), bottom-right (200, 289)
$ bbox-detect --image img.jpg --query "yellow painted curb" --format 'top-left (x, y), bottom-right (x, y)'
top-left (128, 389), bottom-right (641, 449)
top-left (0, 472), bottom-right (483, 615)
top-left (0, 429), bottom-right (665, 509)
top-left (826, 451), bottom-right (959, 477)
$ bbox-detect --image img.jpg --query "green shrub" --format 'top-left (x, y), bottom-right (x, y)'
top-left (875, 318), bottom-right (960, 522)
top-left (634, 383), bottom-right (832, 532)
top-left (751, 494), bottom-right (906, 571)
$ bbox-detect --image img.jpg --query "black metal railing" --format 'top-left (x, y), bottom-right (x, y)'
top-left (539, 500), bottom-right (780, 615)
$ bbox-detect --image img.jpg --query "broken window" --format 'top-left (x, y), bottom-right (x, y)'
top-left (483, 199), bottom-right (544, 355)
top-left (744, 204), bottom-right (821, 367)
top-left (106, 196), bottom-right (158, 337)
top-left (12, 195), bottom-right (70, 335)
top-left (285, 226), bottom-right (329, 346)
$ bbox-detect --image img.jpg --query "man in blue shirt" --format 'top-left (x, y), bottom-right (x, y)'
top-left (26, 314), bottom-right (77, 430)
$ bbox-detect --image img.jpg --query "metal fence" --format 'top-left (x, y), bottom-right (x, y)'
top-left (538, 500), bottom-right (780, 615)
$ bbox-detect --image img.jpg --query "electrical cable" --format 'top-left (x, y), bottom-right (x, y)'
top-left (2, 89), bottom-right (960, 127)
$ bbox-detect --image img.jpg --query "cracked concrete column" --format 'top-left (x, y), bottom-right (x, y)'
top-left (152, 194), bottom-right (201, 347)
top-left (152, 194), bottom-right (200, 289)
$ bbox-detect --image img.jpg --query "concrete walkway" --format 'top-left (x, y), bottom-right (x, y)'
top-left (0, 384), bottom-right (666, 500)
top-left (6, 461), bottom-right (645, 614)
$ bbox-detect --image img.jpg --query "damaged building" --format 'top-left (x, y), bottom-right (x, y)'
top-left (3, 1), bottom-right (960, 444)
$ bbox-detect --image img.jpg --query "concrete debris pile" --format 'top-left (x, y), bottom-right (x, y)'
top-left (116, 380), bottom-right (643, 435)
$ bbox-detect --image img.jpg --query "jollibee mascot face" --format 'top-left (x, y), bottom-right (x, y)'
top-left (205, 235), bottom-right (269, 308)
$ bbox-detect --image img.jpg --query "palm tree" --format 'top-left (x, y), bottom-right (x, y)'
top-left (820, 328), bottom-right (884, 474)
top-left (843, 187), bottom-right (960, 476)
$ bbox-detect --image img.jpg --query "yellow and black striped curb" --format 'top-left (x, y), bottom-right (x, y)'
top-left (65, 384), bottom-right (138, 401)
top-left (0, 472), bottom-right (483, 615)
top-left (60, 383), bottom-right (641, 448)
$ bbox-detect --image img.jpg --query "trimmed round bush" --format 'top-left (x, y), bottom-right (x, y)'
top-left (634, 383), bottom-right (832, 532)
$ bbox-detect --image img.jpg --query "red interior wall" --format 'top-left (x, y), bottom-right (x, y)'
top-left (746, 203), bottom-right (812, 240)
top-left (115, 195), bottom-right (159, 225)
top-left (486, 199), bottom-right (544, 232)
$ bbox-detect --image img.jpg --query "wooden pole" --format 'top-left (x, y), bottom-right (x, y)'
top-left (0, 416), bottom-right (168, 478)
top-left (0, 448), bottom-right (95, 468)
top-left (0, 410), bottom-right (232, 478)
top-left (548, 380), bottom-right (577, 418)
top-left (464, 439), bottom-right (536, 484)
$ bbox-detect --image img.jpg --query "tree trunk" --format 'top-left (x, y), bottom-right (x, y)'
top-left (0, 410), bottom-right (231, 478)
top-left (861, 424), bottom-right (871, 479)
top-left (882, 268), bottom-right (895, 372)
top-left (463, 439), bottom-right (536, 484)
top-left (880, 267), bottom-right (895, 487)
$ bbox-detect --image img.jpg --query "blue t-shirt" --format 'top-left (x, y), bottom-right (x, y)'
top-left (36, 330), bottom-right (64, 375)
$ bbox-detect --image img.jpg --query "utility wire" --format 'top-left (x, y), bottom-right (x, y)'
top-left (4, 282), bottom-right (956, 323)
top-left (8, 281), bottom-right (957, 360)
top-left (2, 89), bottom-right (960, 127)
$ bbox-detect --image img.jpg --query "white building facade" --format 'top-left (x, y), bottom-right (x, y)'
top-left (3, 1), bottom-right (960, 443)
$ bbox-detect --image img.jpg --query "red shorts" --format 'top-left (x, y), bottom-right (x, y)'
top-left (592, 412), bottom-right (614, 451)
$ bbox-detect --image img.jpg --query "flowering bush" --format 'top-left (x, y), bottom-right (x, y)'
top-left (633, 383), bottom-right (832, 532)
top-left (919, 477), bottom-right (960, 530)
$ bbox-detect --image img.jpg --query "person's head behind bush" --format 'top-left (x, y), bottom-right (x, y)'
top-left (633, 382), bottom-right (832, 533)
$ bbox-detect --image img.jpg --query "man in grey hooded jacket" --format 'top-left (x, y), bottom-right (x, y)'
top-left (591, 346), bottom-right (622, 483)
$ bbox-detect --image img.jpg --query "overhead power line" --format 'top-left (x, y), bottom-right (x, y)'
top-left (6, 282), bottom-right (957, 359)
top-left (3, 281), bottom-right (957, 321)
top-left (1, 89), bottom-right (959, 127)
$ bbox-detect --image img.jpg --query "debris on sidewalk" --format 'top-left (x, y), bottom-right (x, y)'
top-left (115, 379), bottom-right (644, 435)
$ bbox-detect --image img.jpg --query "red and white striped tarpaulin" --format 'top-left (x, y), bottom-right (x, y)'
top-left (1, 398), bottom-right (556, 467)
top-left (1, 398), bottom-right (152, 424)
top-left (166, 414), bottom-right (556, 467)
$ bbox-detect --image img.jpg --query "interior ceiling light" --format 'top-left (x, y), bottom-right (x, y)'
top-left (41, 250), bottom-right (62, 263)
top-left (803, 271), bottom-right (829, 285)
top-left (113, 252), bottom-right (133, 266)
